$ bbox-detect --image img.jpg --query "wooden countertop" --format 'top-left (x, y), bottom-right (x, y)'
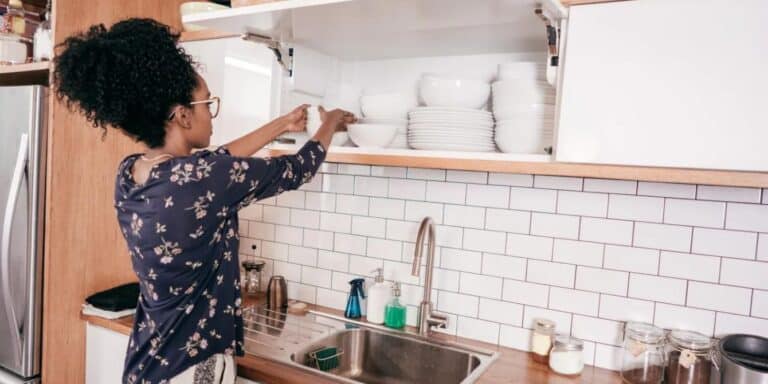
top-left (82, 296), bottom-right (622, 384)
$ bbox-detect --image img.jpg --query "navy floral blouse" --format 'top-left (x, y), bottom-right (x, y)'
top-left (115, 140), bottom-right (325, 384)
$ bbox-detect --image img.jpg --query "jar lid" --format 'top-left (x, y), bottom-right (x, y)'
top-left (668, 330), bottom-right (712, 351)
top-left (535, 318), bottom-right (556, 330)
top-left (553, 335), bottom-right (584, 351)
top-left (242, 260), bottom-right (265, 272)
top-left (625, 322), bottom-right (665, 344)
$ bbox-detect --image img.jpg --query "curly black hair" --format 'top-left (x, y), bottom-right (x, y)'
top-left (53, 18), bottom-right (198, 148)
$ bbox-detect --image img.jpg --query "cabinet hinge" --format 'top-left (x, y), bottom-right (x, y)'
top-left (241, 32), bottom-right (294, 74)
top-left (535, 6), bottom-right (561, 68)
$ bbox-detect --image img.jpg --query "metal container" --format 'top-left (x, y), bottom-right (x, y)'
top-left (711, 334), bottom-right (768, 384)
top-left (266, 275), bottom-right (288, 310)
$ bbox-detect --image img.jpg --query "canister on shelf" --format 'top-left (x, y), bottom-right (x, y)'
top-left (531, 318), bottom-right (556, 363)
top-left (549, 335), bottom-right (585, 376)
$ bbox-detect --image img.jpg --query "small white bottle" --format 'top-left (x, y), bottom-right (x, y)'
top-left (366, 268), bottom-right (390, 324)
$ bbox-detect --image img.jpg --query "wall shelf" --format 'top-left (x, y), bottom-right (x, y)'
top-left (266, 144), bottom-right (768, 187)
top-left (0, 62), bottom-right (50, 85)
top-left (180, 29), bottom-right (239, 42)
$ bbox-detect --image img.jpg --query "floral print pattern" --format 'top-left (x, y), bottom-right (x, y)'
top-left (116, 141), bottom-right (325, 384)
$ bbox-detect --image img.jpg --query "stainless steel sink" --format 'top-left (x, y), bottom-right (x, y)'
top-left (290, 326), bottom-right (496, 384)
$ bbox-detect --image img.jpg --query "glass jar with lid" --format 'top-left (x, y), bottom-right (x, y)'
top-left (241, 260), bottom-right (265, 296)
top-left (665, 330), bottom-right (713, 384)
top-left (549, 335), bottom-right (585, 376)
top-left (531, 318), bottom-right (556, 363)
top-left (621, 322), bottom-right (666, 384)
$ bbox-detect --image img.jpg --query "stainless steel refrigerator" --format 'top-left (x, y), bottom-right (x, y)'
top-left (0, 86), bottom-right (46, 384)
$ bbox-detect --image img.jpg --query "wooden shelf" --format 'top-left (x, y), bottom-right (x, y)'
top-left (266, 144), bottom-right (768, 187)
top-left (0, 62), bottom-right (50, 85)
top-left (180, 29), bottom-right (239, 42)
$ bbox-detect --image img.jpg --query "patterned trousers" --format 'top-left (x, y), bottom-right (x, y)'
top-left (169, 354), bottom-right (236, 384)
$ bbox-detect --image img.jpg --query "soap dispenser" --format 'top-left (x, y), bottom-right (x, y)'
top-left (384, 281), bottom-right (407, 329)
top-left (344, 278), bottom-right (366, 319)
top-left (366, 268), bottom-right (390, 324)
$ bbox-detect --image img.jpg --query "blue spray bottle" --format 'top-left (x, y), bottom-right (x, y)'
top-left (344, 278), bottom-right (366, 319)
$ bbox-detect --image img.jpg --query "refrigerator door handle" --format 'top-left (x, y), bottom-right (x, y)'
top-left (2, 133), bottom-right (29, 366)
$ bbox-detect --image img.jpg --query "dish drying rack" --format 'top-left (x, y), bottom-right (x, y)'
top-left (241, 305), bottom-right (338, 356)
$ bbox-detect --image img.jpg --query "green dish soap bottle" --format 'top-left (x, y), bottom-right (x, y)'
top-left (384, 281), bottom-right (407, 329)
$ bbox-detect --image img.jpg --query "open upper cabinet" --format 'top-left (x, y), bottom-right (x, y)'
top-left (181, 0), bottom-right (768, 187)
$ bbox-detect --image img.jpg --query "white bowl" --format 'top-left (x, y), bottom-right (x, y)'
top-left (496, 118), bottom-right (554, 134)
top-left (0, 34), bottom-right (27, 64)
top-left (347, 123), bottom-right (398, 148)
top-left (495, 129), bottom-right (552, 154)
top-left (419, 75), bottom-right (490, 109)
top-left (360, 92), bottom-right (417, 119)
top-left (180, 2), bottom-right (229, 31)
top-left (493, 105), bottom-right (555, 121)
top-left (492, 81), bottom-right (556, 105)
top-left (498, 62), bottom-right (546, 81)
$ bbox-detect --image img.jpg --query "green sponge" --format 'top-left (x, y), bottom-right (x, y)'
top-left (308, 346), bottom-right (340, 372)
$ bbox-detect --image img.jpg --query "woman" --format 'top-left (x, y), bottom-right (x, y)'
top-left (53, 18), bottom-right (355, 384)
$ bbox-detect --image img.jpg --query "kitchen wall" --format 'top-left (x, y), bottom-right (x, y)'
top-left (237, 163), bottom-right (768, 371)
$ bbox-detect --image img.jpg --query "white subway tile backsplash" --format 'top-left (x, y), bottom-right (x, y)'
top-left (354, 176), bottom-right (388, 197)
top-left (436, 225), bottom-right (464, 249)
top-left (464, 229), bottom-right (507, 254)
top-left (687, 281), bottom-right (751, 315)
top-left (407, 168), bottom-right (446, 181)
top-left (290, 209), bottom-right (320, 229)
top-left (531, 213), bottom-right (580, 240)
top-left (276, 191), bottom-right (305, 209)
top-left (572, 315), bottom-right (623, 345)
top-left (286, 282), bottom-right (316, 304)
top-left (584, 179), bottom-right (637, 195)
top-left (552, 239), bottom-right (604, 267)
top-left (366, 238), bottom-right (401, 261)
top-left (654, 303), bottom-right (715, 336)
top-left (659, 251), bottom-right (720, 282)
top-left (383, 260), bottom-right (420, 285)
top-left (489, 173), bottom-right (533, 187)
top-left (604, 245), bottom-right (659, 274)
top-left (580, 218), bottom-right (633, 245)
top-left (334, 233), bottom-right (367, 256)
top-left (664, 199), bottom-right (725, 228)
top-left (320, 212), bottom-right (352, 233)
top-left (721, 258), bottom-right (768, 290)
top-left (457, 317), bottom-right (500, 344)
top-left (351, 216), bottom-right (386, 238)
top-left (697, 185), bottom-right (761, 203)
top-left (303, 229), bottom-right (334, 250)
top-left (263, 206), bottom-right (290, 225)
top-left (506, 234), bottom-right (553, 261)
top-left (485, 209), bottom-right (530, 234)
top-left (460, 273), bottom-right (503, 299)
top-left (433, 268), bottom-right (460, 292)
top-left (426, 181), bottom-right (466, 204)
top-left (388, 179), bottom-right (426, 201)
top-left (337, 164), bottom-right (370, 176)
top-left (385, 220), bottom-right (419, 242)
top-left (594, 344), bottom-right (623, 371)
top-left (479, 298), bottom-right (524, 326)
top-left (445, 205), bottom-right (485, 229)
top-left (523, 306), bottom-right (573, 331)
top-left (692, 228), bottom-right (757, 260)
top-left (447, 170), bottom-right (488, 184)
top-left (527, 260), bottom-right (575, 288)
top-left (239, 238), bottom-right (260, 256)
top-left (317, 250), bottom-right (349, 272)
top-left (322, 174), bottom-right (354, 194)
top-left (301, 266), bottom-right (331, 288)
top-left (288, 246), bottom-right (317, 266)
top-left (305, 192), bottom-right (336, 212)
top-left (557, 191), bottom-right (608, 217)
top-left (441, 248), bottom-right (482, 273)
top-left (404, 201), bottom-right (444, 223)
top-left (316, 288), bottom-right (347, 311)
top-left (274, 261), bottom-right (301, 282)
top-left (437, 291), bottom-right (479, 317)
top-left (534, 176), bottom-right (583, 191)
top-left (760, 234), bottom-right (768, 261)
top-left (753, 290), bottom-right (768, 319)
top-left (368, 197), bottom-right (405, 220)
top-left (466, 184), bottom-right (510, 208)
top-left (599, 295), bottom-right (655, 323)
top-left (331, 271), bottom-right (355, 291)
top-left (335, 194), bottom-right (369, 215)
top-left (715, 313), bottom-right (768, 338)
top-left (608, 195), bottom-right (664, 223)
top-left (726, 203), bottom-right (768, 232)
top-left (575, 267), bottom-right (628, 296)
top-left (371, 166), bottom-right (406, 178)
top-left (348, 255), bottom-right (383, 276)
top-left (482, 254), bottom-right (526, 280)
top-left (275, 225), bottom-right (303, 246)
top-left (261, 241), bottom-right (288, 261)
top-left (634, 222), bottom-right (692, 252)
top-left (549, 287), bottom-right (600, 316)
top-left (503, 280), bottom-right (550, 307)
top-left (509, 187), bottom-right (557, 213)
top-left (499, 326), bottom-right (533, 351)
top-left (629, 274), bottom-right (687, 305)
top-left (240, 204), bottom-right (263, 221)
top-left (638, 182), bottom-right (696, 199)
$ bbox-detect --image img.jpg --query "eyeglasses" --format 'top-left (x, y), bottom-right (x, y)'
top-left (168, 96), bottom-right (221, 120)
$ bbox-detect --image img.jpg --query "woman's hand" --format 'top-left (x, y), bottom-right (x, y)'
top-left (282, 104), bottom-right (310, 133)
top-left (319, 106), bottom-right (357, 132)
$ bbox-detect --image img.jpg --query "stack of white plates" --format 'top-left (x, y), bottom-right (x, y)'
top-left (361, 118), bottom-right (408, 148)
top-left (408, 107), bottom-right (496, 152)
top-left (492, 62), bottom-right (555, 154)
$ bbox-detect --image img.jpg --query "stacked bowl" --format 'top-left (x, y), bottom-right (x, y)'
top-left (354, 91), bottom-right (415, 149)
top-left (492, 62), bottom-right (555, 154)
top-left (410, 74), bottom-right (494, 152)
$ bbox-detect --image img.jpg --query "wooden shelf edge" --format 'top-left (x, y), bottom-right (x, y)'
top-left (267, 148), bottom-right (768, 188)
top-left (180, 29), bottom-right (239, 42)
top-left (0, 62), bottom-right (50, 85)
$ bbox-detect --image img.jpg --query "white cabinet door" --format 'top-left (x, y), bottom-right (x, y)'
top-left (556, 0), bottom-right (768, 171)
top-left (85, 323), bottom-right (130, 384)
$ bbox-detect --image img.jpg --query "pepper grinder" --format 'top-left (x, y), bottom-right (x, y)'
top-left (266, 275), bottom-right (288, 310)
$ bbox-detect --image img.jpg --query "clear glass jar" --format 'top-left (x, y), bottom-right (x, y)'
top-left (549, 335), bottom-right (584, 376)
top-left (531, 318), bottom-right (556, 363)
top-left (241, 260), bottom-right (265, 296)
top-left (665, 330), bottom-right (713, 384)
top-left (621, 322), bottom-right (665, 384)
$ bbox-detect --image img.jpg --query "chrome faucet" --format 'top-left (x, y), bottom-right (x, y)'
top-left (411, 217), bottom-right (449, 335)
